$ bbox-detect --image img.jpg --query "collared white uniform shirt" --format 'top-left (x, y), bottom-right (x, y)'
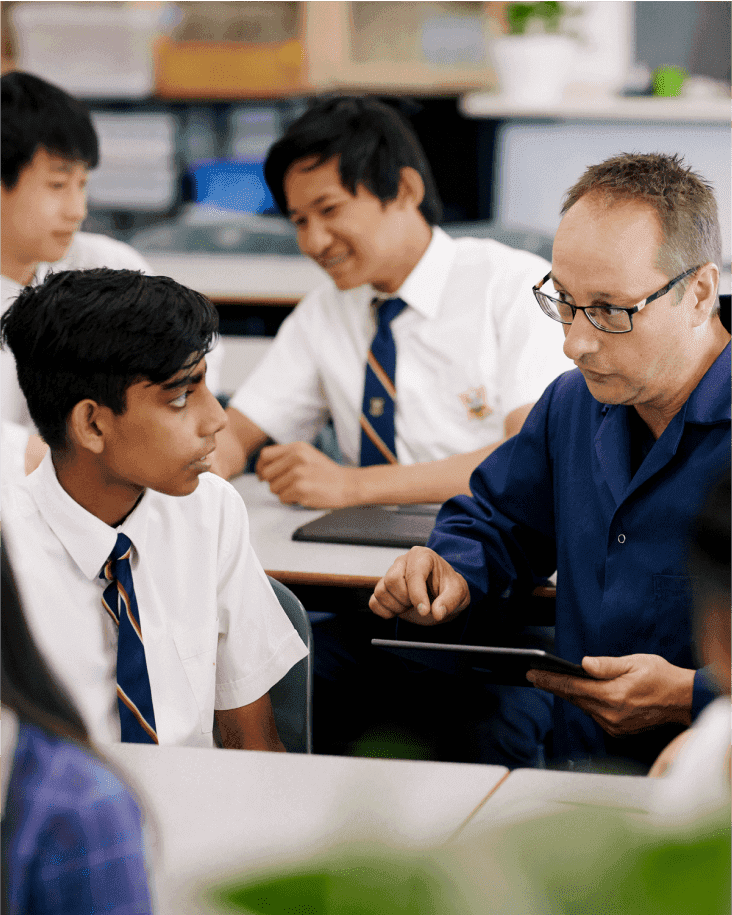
top-left (231, 227), bottom-right (572, 466)
top-left (2, 452), bottom-right (308, 747)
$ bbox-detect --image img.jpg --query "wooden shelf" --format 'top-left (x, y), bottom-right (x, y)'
top-left (460, 90), bottom-right (731, 123)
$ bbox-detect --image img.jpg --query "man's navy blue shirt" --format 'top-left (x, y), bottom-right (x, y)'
top-left (428, 344), bottom-right (730, 767)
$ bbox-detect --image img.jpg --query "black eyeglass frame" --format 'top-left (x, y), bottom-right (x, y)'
top-left (532, 266), bottom-right (700, 334)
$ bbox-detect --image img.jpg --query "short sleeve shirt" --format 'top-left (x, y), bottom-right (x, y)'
top-left (2, 453), bottom-right (308, 747)
top-left (231, 227), bottom-right (573, 465)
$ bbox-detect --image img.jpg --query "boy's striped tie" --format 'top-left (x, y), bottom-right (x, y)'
top-left (359, 296), bottom-right (408, 466)
top-left (100, 533), bottom-right (158, 744)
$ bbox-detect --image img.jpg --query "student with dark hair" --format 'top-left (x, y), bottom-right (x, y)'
top-left (1, 541), bottom-right (155, 914)
top-left (213, 96), bottom-right (571, 507)
top-left (372, 153), bottom-right (730, 771)
top-left (0, 71), bottom-right (222, 483)
top-left (264, 95), bottom-right (443, 226)
top-left (1, 267), bottom-right (308, 749)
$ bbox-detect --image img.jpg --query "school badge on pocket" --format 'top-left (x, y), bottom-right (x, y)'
top-left (459, 386), bottom-right (492, 420)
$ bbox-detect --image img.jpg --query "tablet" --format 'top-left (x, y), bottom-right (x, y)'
top-left (371, 639), bottom-right (594, 680)
top-left (292, 504), bottom-right (441, 548)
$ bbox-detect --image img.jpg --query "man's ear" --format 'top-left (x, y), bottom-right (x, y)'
top-left (689, 261), bottom-right (720, 326)
top-left (67, 399), bottom-right (109, 454)
top-left (396, 166), bottom-right (425, 211)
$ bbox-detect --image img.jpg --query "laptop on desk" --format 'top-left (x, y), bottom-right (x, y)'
top-left (291, 503), bottom-right (441, 549)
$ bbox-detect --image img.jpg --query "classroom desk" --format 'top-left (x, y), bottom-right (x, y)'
top-left (231, 472), bottom-right (558, 625)
top-left (453, 767), bottom-right (655, 843)
top-left (232, 473), bottom-right (405, 588)
top-left (143, 252), bottom-right (325, 304)
top-left (105, 744), bottom-right (508, 914)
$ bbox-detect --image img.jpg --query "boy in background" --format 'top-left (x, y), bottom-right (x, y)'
top-left (212, 96), bottom-right (571, 507)
top-left (0, 70), bottom-right (223, 481)
top-left (1, 268), bottom-right (307, 749)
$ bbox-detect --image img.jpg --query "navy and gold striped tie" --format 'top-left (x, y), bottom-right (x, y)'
top-left (360, 297), bottom-right (408, 466)
top-left (100, 533), bottom-right (158, 744)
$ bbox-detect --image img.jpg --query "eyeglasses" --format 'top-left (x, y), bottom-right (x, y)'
top-left (532, 267), bottom-right (699, 334)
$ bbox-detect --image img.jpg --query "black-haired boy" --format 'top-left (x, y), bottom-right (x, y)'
top-left (0, 71), bottom-right (223, 483)
top-left (1, 268), bottom-right (307, 748)
top-left (213, 96), bottom-right (571, 507)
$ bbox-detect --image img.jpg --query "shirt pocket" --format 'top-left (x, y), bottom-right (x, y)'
top-left (174, 623), bottom-right (218, 733)
top-left (651, 574), bottom-right (694, 657)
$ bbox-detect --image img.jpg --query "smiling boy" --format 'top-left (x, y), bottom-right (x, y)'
top-left (0, 71), bottom-right (223, 483)
top-left (212, 96), bottom-right (571, 507)
top-left (1, 268), bottom-right (307, 748)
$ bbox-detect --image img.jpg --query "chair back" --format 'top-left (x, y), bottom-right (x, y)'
top-left (267, 576), bottom-right (314, 753)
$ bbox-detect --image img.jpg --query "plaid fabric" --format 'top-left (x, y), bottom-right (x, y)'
top-left (2, 723), bottom-right (153, 915)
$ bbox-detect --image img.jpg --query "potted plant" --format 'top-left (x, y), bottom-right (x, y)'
top-left (489, 1), bottom-right (580, 105)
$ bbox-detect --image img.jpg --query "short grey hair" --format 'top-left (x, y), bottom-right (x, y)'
top-left (562, 153), bottom-right (721, 308)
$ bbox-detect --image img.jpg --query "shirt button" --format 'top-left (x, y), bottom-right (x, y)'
top-left (617, 534), bottom-right (626, 544)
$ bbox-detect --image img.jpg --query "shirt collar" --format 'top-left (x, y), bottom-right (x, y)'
top-left (367, 226), bottom-right (455, 319)
top-left (29, 450), bottom-right (147, 580)
top-left (684, 341), bottom-right (730, 424)
top-left (598, 342), bottom-right (731, 425)
top-left (1, 708), bottom-right (19, 817)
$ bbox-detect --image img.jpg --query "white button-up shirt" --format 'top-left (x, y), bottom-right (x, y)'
top-left (2, 453), bottom-right (307, 747)
top-left (231, 227), bottom-right (572, 465)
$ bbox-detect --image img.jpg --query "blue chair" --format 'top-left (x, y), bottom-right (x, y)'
top-left (267, 576), bottom-right (314, 754)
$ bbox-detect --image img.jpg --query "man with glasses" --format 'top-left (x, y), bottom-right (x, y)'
top-left (371, 153), bottom-right (730, 770)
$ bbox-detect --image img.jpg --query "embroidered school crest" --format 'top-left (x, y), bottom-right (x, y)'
top-left (369, 396), bottom-right (386, 418)
top-left (459, 386), bottom-right (492, 420)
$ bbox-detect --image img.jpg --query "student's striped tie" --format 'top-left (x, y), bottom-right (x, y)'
top-left (100, 533), bottom-right (158, 744)
top-left (359, 297), bottom-right (408, 466)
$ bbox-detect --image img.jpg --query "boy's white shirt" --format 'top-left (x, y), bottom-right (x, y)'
top-left (650, 695), bottom-right (731, 824)
top-left (2, 452), bottom-right (307, 747)
top-left (231, 227), bottom-right (572, 465)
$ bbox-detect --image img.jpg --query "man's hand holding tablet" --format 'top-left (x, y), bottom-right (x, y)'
top-left (371, 548), bottom-right (696, 737)
top-left (527, 655), bottom-right (695, 737)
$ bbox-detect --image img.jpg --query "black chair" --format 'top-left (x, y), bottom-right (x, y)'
top-left (267, 576), bottom-right (314, 753)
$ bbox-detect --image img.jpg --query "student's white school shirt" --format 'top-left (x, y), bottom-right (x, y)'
top-left (230, 227), bottom-right (572, 465)
top-left (1, 451), bottom-right (308, 747)
top-left (1, 232), bottom-right (224, 485)
top-left (650, 696), bottom-right (731, 825)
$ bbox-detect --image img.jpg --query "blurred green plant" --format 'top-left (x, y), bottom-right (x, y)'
top-left (211, 856), bottom-right (467, 915)
top-left (207, 807), bottom-right (731, 915)
top-left (505, 2), bottom-right (567, 36)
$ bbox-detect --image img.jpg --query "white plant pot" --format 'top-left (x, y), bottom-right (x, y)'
top-left (490, 34), bottom-right (577, 105)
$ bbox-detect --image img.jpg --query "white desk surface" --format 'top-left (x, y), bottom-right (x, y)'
top-left (454, 767), bottom-right (655, 843)
top-left (232, 473), bottom-right (406, 588)
top-left (106, 744), bottom-right (508, 914)
top-left (143, 252), bottom-right (325, 302)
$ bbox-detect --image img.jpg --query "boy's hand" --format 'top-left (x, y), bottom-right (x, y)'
top-left (526, 654), bottom-right (695, 737)
top-left (255, 441), bottom-right (359, 508)
top-left (370, 547), bottom-right (470, 625)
